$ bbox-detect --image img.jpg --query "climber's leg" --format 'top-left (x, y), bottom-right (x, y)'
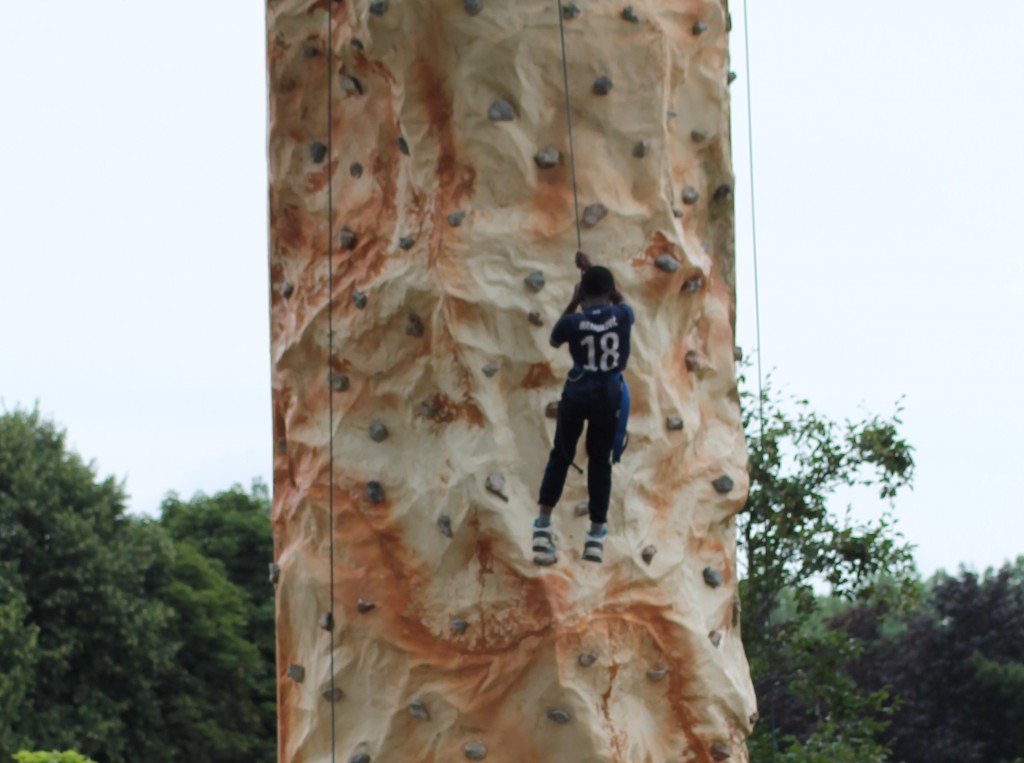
top-left (584, 409), bottom-right (617, 527)
top-left (537, 397), bottom-right (585, 513)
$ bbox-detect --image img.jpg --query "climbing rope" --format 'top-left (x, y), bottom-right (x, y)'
top-left (555, 0), bottom-right (583, 251)
top-left (325, 3), bottom-right (337, 762)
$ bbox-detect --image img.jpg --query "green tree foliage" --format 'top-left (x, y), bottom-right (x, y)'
top-left (13, 752), bottom-right (98, 763)
top-left (0, 577), bottom-right (38, 756)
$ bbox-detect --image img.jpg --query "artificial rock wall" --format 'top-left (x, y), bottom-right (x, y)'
top-left (267, 1), bottom-right (756, 761)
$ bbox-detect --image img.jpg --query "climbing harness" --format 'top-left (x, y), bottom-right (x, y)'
top-left (555, 0), bottom-right (583, 250)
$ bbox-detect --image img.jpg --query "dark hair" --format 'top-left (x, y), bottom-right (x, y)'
top-left (581, 266), bottom-right (615, 298)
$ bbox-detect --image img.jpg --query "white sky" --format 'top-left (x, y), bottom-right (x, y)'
top-left (1, 1), bottom-right (1021, 577)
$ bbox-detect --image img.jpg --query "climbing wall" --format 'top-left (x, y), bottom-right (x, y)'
top-left (267, 1), bottom-right (755, 761)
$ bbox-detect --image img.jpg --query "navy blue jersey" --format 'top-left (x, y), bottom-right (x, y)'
top-left (551, 303), bottom-right (634, 376)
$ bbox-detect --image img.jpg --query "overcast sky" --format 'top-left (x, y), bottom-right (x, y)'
top-left (2, 1), bottom-right (1021, 577)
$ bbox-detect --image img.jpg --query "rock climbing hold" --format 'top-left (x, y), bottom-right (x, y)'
top-left (464, 0), bottom-right (482, 15)
top-left (366, 481), bottom-right (385, 504)
top-left (320, 611), bottom-right (334, 631)
top-left (728, 71), bottom-right (737, 85)
top-left (574, 501), bottom-right (589, 517)
top-left (578, 651), bottom-right (598, 667)
top-left (655, 254), bottom-right (680, 273)
top-left (666, 416), bottom-right (684, 431)
top-left (437, 515), bottom-right (453, 538)
top-left (448, 210), bottom-right (466, 227)
top-left (667, 109), bottom-right (677, 120)
top-left (632, 140), bottom-right (649, 158)
top-left (396, 136), bottom-right (410, 155)
top-left (641, 545), bottom-right (657, 564)
top-left (341, 75), bottom-right (363, 95)
top-left (672, 208), bottom-right (684, 219)
top-left (712, 475), bottom-right (734, 494)
top-left (734, 346), bottom-right (743, 361)
top-left (349, 755), bottom-right (370, 763)
top-left (399, 236), bottom-right (415, 250)
top-left (303, 44), bottom-right (320, 58)
top-left (464, 742), bottom-right (487, 761)
top-left (350, 162), bottom-right (363, 178)
top-left (310, 141), bottom-right (327, 163)
top-left (547, 708), bottom-right (571, 724)
top-left (278, 281), bottom-right (294, 298)
top-left (714, 184), bottom-right (733, 202)
top-left (682, 276), bottom-right (703, 293)
top-left (329, 373), bottom-right (350, 392)
top-left (339, 227), bottom-right (357, 250)
top-left (409, 699), bottom-right (431, 720)
top-left (276, 438), bottom-right (287, 454)
top-left (351, 38), bottom-right (365, 51)
top-left (488, 100), bottom-right (515, 122)
top-left (534, 147), bottom-right (560, 168)
top-left (691, 130), bottom-right (708, 143)
top-left (528, 311), bottom-right (544, 327)
top-left (693, 20), bottom-right (709, 35)
top-left (622, 6), bottom-right (639, 22)
top-left (405, 314), bottom-right (424, 337)
top-left (703, 567), bottom-right (724, 588)
top-left (357, 599), bottom-right (376, 614)
top-left (749, 712), bottom-right (759, 726)
top-left (682, 186), bottom-right (700, 205)
top-left (451, 617), bottom-right (469, 634)
top-left (711, 742), bottom-right (732, 761)
top-left (287, 664), bottom-right (305, 682)
top-left (323, 687), bottom-right (344, 703)
top-left (269, 562), bottom-right (280, 585)
top-left (646, 667), bottom-right (669, 682)
top-left (709, 630), bottom-right (723, 648)
top-left (482, 362), bottom-right (500, 377)
top-left (352, 291), bottom-right (367, 309)
top-left (685, 350), bottom-right (701, 372)
top-left (562, 2), bottom-right (581, 19)
top-left (485, 472), bottom-right (509, 501)
top-left (525, 270), bottom-right (545, 292)
top-left (582, 203), bottom-right (608, 227)
top-left (369, 0), bottom-right (388, 16)
top-left (592, 76), bottom-right (613, 96)
top-left (545, 401), bottom-right (559, 419)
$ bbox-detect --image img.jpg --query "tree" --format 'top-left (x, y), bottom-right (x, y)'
top-left (0, 575), bottom-right (38, 756)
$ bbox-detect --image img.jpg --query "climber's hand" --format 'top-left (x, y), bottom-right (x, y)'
top-left (575, 250), bottom-right (592, 271)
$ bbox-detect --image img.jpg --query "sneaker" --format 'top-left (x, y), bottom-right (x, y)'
top-left (532, 519), bottom-right (556, 554)
top-left (582, 527), bottom-right (608, 563)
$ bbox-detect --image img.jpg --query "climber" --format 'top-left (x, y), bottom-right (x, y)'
top-left (532, 251), bottom-right (633, 564)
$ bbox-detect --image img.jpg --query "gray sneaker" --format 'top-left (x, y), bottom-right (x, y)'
top-left (582, 527), bottom-right (608, 563)
top-left (532, 519), bottom-right (558, 566)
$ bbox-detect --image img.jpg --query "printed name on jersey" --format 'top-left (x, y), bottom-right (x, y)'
top-left (579, 317), bottom-right (619, 333)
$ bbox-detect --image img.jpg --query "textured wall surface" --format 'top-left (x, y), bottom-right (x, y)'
top-left (267, 1), bottom-right (756, 761)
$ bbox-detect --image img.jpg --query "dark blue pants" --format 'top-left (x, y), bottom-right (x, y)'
top-left (537, 378), bottom-right (620, 524)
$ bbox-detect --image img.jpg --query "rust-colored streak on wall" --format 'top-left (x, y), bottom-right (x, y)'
top-left (267, 1), bottom-right (755, 762)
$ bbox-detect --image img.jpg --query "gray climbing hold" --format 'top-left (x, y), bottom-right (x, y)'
top-left (406, 314), bottom-right (424, 337)
top-left (709, 630), bottom-right (723, 648)
top-left (278, 281), bottom-right (294, 298)
top-left (545, 401), bottom-right (559, 419)
top-left (366, 481), bottom-right (385, 504)
top-left (622, 6), bottom-right (639, 23)
top-left (666, 416), bottom-right (684, 431)
top-left (667, 109), bottom-right (677, 120)
top-left (734, 346), bottom-right (743, 362)
top-left (396, 136), bottom-right (410, 155)
top-left (369, 422), bottom-right (389, 442)
top-left (303, 44), bottom-right (320, 58)
top-left (728, 71), bottom-right (738, 84)
top-left (582, 203), bottom-right (608, 227)
top-left (350, 162), bottom-right (363, 178)
top-left (320, 611), bottom-right (334, 631)
top-left (682, 276), bottom-right (703, 293)
top-left (682, 186), bottom-right (700, 205)
top-left (351, 38), bottom-right (365, 51)
top-left (329, 373), bottom-right (350, 392)
top-left (310, 141), bottom-right (327, 163)
top-left (341, 75), bottom-right (363, 95)
top-left (276, 438), bottom-right (287, 454)
top-left (352, 291), bottom-right (368, 309)
top-left (749, 712), bottom-right (759, 726)
top-left (714, 184), bottom-right (733, 202)
top-left (357, 599), bottom-right (376, 614)
top-left (547, 708), bottom-right (571, 724)
top-left (339, 227), bottom-right (357, 250)
top-left (482, 362), bottom-right (500, 377)
top-left (269, 562), bottom-right (280, 585)
top-left (448, 210), bottom-right (466, 227)
top-left (409, 699), bottom-right (431, 720)
top-left (287, 664), bottom-right (305, 682)
top-left (349, 755), bottom-right (370, 763)
top-left (323, 687), bottom-right (344, 703)
top-left (712, 475), bottom-right (734, 493)
top-left (399, 235), bottom-right (415, 250)
top-left (632, 140), bottom-right (649, 158)
top-left (528, 311), bottom-right (544, 327)
top-left (655, 254), bottom-right (680, 273)
top-left (711, 742), bottom-right (732, 761)
top-left (703, 567), bottom-right (724, 588)
top-left (672, 208), bottom-right (683, 219)
top-left (593, 76), bottom-right (613, 96)
top-left (437, 515), bottom-right (453, 538)
top-left (451, 617), bottom-right (469, 634)
top-left (574, 501), bottom-right (589, 517)
top-left (487, 99), bottom-right (515, 122)
top-left (691, 130), bottom-right (708, 143)
top-left (693, 20), bottom-right (709, 35)
top-left (464, 0), bottom-right (482, 15)
top-left (464, 742), bottom-right (487, 761)
top-left (534, 147), bottom-right (560, 168)
top-left (642, 545), bottom-right (657, 565)
top-left (647, 667), bottom-right (669, 682)
top-left (485, 472), bottom-right (509, 501)
top-left (525, 270), bottom-right (545, 293)
top-left (685, 350), bottom-right (701, 372)
top-left (369, 0), bottom-right (388, 16)
top-left (578, 651), bottom-right (598, 667)
top-left (562, 3), bottom-right (581, 19)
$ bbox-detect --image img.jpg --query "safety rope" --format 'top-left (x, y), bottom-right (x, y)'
top-left (555, 0), bottom-right (583, 251)
top-left (325, 3), bottom-right (337, 762)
